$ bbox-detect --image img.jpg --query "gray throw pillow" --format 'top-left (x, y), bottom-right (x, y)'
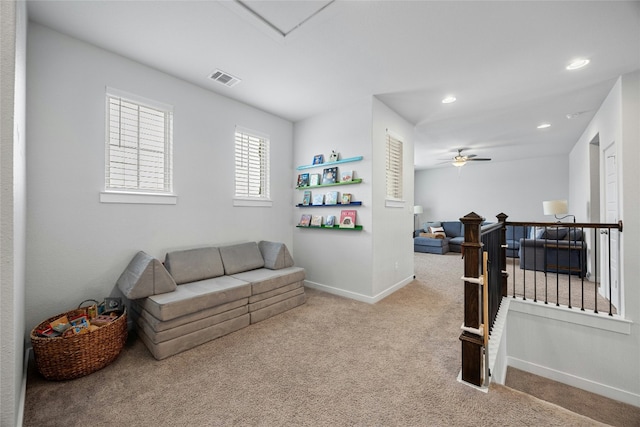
top-left (219, 242), bottom-right (265, 275)
top-left (258, 241), bottom-right (294, 270)
top-left (117, 251), bottom-right (177, 299)
top-left (164, 247), bottom-right (225, 284)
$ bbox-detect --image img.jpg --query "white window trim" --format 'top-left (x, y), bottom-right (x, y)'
top-left (100, 191), bottom-right (177, 205)
top-left (102, 87), bottom-right (175, 204)
top-left (233, 125), bottom-right (272, 207)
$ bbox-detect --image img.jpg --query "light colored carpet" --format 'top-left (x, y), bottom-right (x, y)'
top-left (24, 252), bottom-right (615, 426)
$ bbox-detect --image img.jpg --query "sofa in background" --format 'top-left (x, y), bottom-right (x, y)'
top-left (117, 241), bottom-right (306, 360)
top-left (519, 227), bottom-right (587, 277)
top-left (414, 221), bottom-right (464, 254)
top-left (505, 225), bottom-right (531, 258)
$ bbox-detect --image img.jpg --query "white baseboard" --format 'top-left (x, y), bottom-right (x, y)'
top-left (18, 346), bottom-right (30, 427)
top-left (508, 356), bottom-right (640, 408)
top-left (304, 275), bottom-right (414, 304)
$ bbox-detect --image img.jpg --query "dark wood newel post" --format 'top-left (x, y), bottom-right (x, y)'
top-left (459, 212), bottom-right (484, 386)
top-left (497, 213), bottom-right (508, 297)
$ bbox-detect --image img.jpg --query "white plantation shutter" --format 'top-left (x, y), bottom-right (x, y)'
top-left (234, 127), bottom-right (270, 199)
top-left (386, 132), bottom-right (403, 200)
top-left (106, 90), bottom-right (173, 193)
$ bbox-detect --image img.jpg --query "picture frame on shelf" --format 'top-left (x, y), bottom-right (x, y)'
top-left (313, 154), bottom-right (324, 165)
top-left (302, 190), bottom-right (311, 206)
top-left (329, 150), bottom-right (339, 162)
top-left (309, 173), bottom-right (321, 186)
top-left (312, 193), bottom-right (324, 205)
top-left (325, 215), bottom-right (336, 227)
top-left (341, 193), bottom-right (352, 205)
top-left (339, 209), bottom-right (357, 228)
top-left (299, 214), bottom-right (312, 227)
top-left (322, 167), bottom-right (338, 185)
top-left (340, 170), bottom-right (353, 182)
top-left (297, 173), bottom-right (310, 187)
top-left (310, 215), bottom-right (323, 227)
top-left (325, 191), bottom-right (338, 205)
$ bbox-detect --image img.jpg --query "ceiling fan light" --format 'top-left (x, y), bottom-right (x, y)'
top-left (452, 159), bottom-right (466, 167)
top-left (537, 123), bottom-right (551, 129)
top-left (442, 95), bottom-right (457, 104)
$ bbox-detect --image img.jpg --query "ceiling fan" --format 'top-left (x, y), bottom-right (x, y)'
top-left (443, 149), bottom-right (492, 167)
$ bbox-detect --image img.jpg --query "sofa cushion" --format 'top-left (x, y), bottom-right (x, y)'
top-left (540, 227), bottom-right (568, 240)
top-left (117, 251), bottom-right (177, 299)
top-left (219, 242), bottom-right (265, 275)
top-left (231, 266), bottom-right (306, 295)
top-left (258, 241), bottom-right (294, 270)
top-left (564, 229), bottom-right (583, 242)
top-left (164, 247), bottom-right (225, 285)
top-left (141, 275), bottom-right (251, 321)
top-left (422, 221), bottom-right (441, 230)
top-left (442, 221), bottom-right (463, 238)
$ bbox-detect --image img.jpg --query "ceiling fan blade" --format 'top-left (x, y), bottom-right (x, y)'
top-left (466, 154), bottom-right (477, 159)
top-left (467, 157), bottom-right (491, 161)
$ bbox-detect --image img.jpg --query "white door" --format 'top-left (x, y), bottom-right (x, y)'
top-left (602, 142), bottom-right (620, 311)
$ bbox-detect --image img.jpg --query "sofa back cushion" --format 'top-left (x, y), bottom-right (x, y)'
top-left (442, 221), bottom-right (463, 238)
top-left (258, 241), bottom-right (294, 270)
top-left (117, 251), bottom-right (177, 299)
top-left (219, 242), bottom-right (265, 275)
top-left (506, 225), bottom-right (530, 241)
top-left (164, 247), bottom-right (225, 285)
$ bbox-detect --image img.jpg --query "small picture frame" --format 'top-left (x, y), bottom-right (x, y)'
top-left (104, 297), bottom-right (122, 313)
top-left (313, 154), bottom-right (324, 165)
top-left (329, 150), bottom-right (339, 162)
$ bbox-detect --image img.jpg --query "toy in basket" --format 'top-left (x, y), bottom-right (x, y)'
top-left (30, 300), bottom-right (127, 381)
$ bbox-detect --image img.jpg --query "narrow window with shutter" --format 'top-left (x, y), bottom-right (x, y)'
top-left (386, 132), bottom-right (403, 200)
top-left (105, 89), bottom-right (173, 195)
top-left (234, 126), bottom-right (270, 201)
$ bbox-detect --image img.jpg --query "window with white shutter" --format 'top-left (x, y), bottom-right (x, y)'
top-left (386, 132), bottom-right (403, 200)
top-left (103, 88), bottom-right (174, 204)
top-left (234, 126), bottom-right (271, 206)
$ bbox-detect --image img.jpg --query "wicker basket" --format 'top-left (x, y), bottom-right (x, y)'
top-left (30, 308), bottom-right (128, 380)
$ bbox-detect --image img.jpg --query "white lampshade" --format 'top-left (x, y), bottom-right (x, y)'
top-left (543, 200), bottom-right (568, 216)
top-left (413, 205), bottom-right (423, 214)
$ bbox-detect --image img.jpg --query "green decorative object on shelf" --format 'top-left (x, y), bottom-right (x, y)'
top-left (296, 178), bottom-right (362, 190)
top-left (296, 156), bottom-right (363, 171)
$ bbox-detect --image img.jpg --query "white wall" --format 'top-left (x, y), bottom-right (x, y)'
top-left (414, 155), bottom-right (569, 225)
top-left (293, 97), bottom-right (414, 302)
top-left (371, 97), bottom-right (415, 297)
top-left (1, 1), bottom-right (27, 426)
top-left (507, 72), bottom-right (640, 407)
top-left (26, 24), bottom-right (294, 333)
top-left (293, 99), bottom-right (375, 299)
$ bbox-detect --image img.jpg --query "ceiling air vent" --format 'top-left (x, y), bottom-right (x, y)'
top-left (209, 69), bottom-right (241, 87)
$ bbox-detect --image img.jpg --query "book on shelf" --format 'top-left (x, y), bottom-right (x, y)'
top-left (313, 154), bottom-right (324, 165)
top-left (312, 193), bottom-right (324, 205)
top-left (322, 167), bottom-right (338, 185)
top-left (298, 214), bottom-right (312, 227)
top-left (302, 190), bottom-right (311, 206)
top-left (309, 173), bottom-right (321, 186)
top-left (325, 215), bottom-right (336, 227)
top-left (297, 173), bottom-right (309, 187)
top-left (341, 193), bottom-right (351, 205)
top-left (310, 215), bottom-right (323, 227)
top-left (340, 170), bottom-right (353, 182)
top-left (339, 209), bottom-right (357, 228)
top-left (325, 191), bottom-right (338, 205)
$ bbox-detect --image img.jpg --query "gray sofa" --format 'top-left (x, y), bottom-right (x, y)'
top-left (414, 221), bottom-right (464, 254)
top-left (117, 241), bottom-right (306, 360)
top-left (519, 227), bottom-right (587, 277)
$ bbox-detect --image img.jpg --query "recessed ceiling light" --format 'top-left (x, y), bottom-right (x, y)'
top-left (442, 96), bottom-right (457, 104)
top-left (566, 59), bottom-right (590, 70)
top-left (537, 123), bottom-right (551, 129)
